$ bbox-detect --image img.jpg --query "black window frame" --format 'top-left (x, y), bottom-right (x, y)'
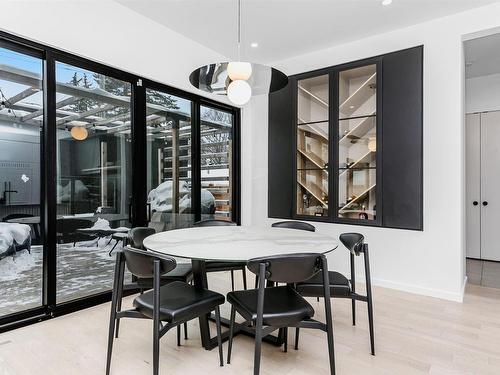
top-left (0, 30), bottom-right (241, 332)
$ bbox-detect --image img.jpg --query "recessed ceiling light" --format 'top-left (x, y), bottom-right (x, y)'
top-left (382, 0), bottom-right (392, 5)
top-left (251, 42), bottom-right (259, 48)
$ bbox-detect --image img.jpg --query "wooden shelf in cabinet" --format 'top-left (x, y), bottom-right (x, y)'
top-left (297, 148), bottom-right (328, 170)
top-left (339, 111), bottom-right (376, 145)
top-left (339, 184), bottom-right (376, 213)
top-left (339, 151), bottom-right (375, 177)
top-left (298, 118), bottom-right (329, 141)
top-left (297, 175), bottom-right (328, 208)
top-left (298, 85), bottom-right (329, 108)
top-left (339, 72), bottom-right (376, 117)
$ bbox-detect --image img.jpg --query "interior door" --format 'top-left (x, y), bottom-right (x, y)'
top-left (480, 111), bottom-right (500, 261)
top-left (466, 113), bottom-right (481, 259)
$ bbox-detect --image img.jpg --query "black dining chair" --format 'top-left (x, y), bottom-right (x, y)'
top-left (193, 219), bottom-right (247, 291)
top-left (117, 226), bottom-right (194, 344)
top-left (271, 220), bottom-right (316, 232)
top-left (129, 226), bottom-right (156, 249)
top-left (106, 247), bottom-right (225, 375)
top-left (295, 233), bottom-right (375, 355)
top-left (256, 221), bottom-right (316, 288)
top-left (226, 253), bottom-right (336, 375)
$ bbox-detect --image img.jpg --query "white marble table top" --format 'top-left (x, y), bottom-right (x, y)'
top-left (143, 225), bottom-right (338, 262)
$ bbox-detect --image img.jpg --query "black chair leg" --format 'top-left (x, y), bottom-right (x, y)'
top-left (231, 270), bottom-right (235, 291)
top-left (177, 325), bottom-right (181, 346)
top-left (254, 326), bottom-right (263, 375)
top-left (283, 328), bottom-right (288, 353)
top-left (105, 259), bottom-right (121, 375)
top-left (215, 306), bottom-right (224, 367)
top-left (254, 275), bottom-right (258, 289)
top-left (114, 265), bottom-right (125, 339)
top-left (184, 322), bottom-right (188, 340)
top-left (352, 299), bottom-right (356, 326)
top-left (367, 297), bottom-right (375, 355)
top-left (242, 268), bottom-right (247, 290)
top-left (294, 327), bottom-right (300, 350)
top-left (227, 305), bottom-right (236, 364)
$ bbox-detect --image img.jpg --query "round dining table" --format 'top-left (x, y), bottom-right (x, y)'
top-left (143, 225), bottom-right (338, 350)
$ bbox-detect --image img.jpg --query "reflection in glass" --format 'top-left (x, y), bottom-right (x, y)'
top-left (296, 75), bottom-right (329, 217)
top-left (338, 65), bottom-right (377, 221)
top-left (146, 90), bottom-right (194, 231)
top-left (55, 62), bottom-right (132, 303)
top-left (200, 106), bottom-right (233, 221)
top-left (0, 47), bottom-right (43, 316)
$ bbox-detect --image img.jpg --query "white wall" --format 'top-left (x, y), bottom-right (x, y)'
top-left (247, 2), bottom-right (500, 302)
top-left (466, 73), bottom-right (500, 113)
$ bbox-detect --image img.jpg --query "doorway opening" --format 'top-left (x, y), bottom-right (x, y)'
top-left (464, 32), bottom-right (500, 288)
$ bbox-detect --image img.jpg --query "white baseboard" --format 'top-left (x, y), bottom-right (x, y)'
top-left (371, 276), bottom-right (466, 302)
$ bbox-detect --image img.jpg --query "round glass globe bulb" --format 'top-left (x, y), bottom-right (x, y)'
top-left (227, 62), bottom-right (252, 81)
top-left (227, 80), bottom-right (252, 106)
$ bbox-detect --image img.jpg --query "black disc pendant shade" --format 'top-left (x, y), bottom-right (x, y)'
top-left (189, 62), bottom-right (288, 97)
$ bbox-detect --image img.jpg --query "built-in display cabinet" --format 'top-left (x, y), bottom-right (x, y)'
top-left (269, 46), bottom-right (423, 230)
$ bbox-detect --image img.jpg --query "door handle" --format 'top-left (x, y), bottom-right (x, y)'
top-left (473, 201), bottom-right (479, 206)
top-left (482, 201), bottom-right (488, 206)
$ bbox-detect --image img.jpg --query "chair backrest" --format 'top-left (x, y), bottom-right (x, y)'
top-left (247, 253), bottom-right (322, 284)
top-left (2, 213), bottom-right (34, 222)
top-left (193, 219), bottom-right (236, 227)
top-left (339, 233), bottom-right (365, 256)
top-left (271, 221), bottom-right (315, 232)
top-left (122, 246), bottom-right (176, 278)
top-left (129, 227), bottom-right (156, 249)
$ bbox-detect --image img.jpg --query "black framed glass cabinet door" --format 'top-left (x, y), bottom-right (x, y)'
top-left (270, 46), bottom-right (423, 230)
top-left (336, 62), bottom-right (380, 224)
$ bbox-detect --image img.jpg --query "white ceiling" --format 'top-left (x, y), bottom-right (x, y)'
top-left (117, 0), bottom-right (498, 63)
top-left (465, 32), bottom-right (500, 78)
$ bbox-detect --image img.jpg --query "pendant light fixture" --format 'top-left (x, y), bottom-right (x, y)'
top-left (189, 0), bottom-right (288, 106)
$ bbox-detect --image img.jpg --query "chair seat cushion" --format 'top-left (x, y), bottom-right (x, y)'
top-left (136, 263), bottom-right (193, 288)
top-left (227, 286), bottom-right (314, 327)
top-left (296, 271), bottom-right (352, 297)
top-left (133, 281), bottom-right (224, 323)
top-left (205, 261), bottom-right (246, 272)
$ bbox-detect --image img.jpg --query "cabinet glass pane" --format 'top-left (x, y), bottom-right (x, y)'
top-left (338, 65), bottom-right (377, 221)
top-left (297, 75), bottom-right (329, 217)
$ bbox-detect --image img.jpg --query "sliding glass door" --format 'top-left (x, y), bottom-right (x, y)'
top-left (200, 105), bottom-right (235, 222)
top-left (54, 61), bottom-right (132, 303)
top-left (146, 89), bottom-right (194, 231)
top-left (0, 31), bottom-right (240, 331)
top-left (0, 43), bottom-right (44, 317)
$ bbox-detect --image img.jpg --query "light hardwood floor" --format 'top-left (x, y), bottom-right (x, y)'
top-left (1, 272), bottom-right (500, 375)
